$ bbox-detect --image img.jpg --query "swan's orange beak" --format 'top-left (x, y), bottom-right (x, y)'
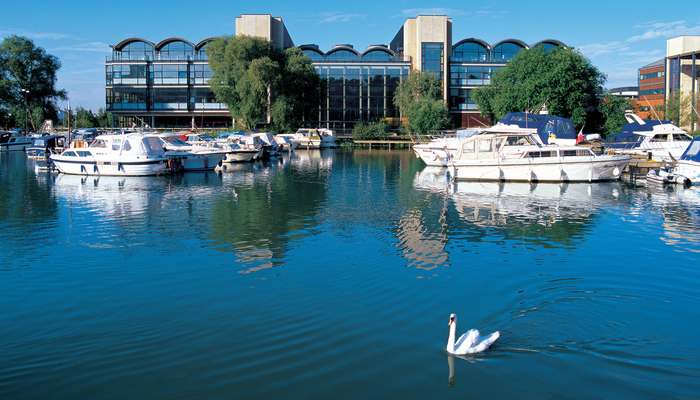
top-left (448, 316), bottom-right (454, 325)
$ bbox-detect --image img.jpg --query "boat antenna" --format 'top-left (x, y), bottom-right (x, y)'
top-left (642, 95), bottom-right (661, 121)
top-left (470, 116), bottom-right (489, 127)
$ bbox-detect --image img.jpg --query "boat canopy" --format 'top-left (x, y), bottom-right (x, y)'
top-left (217, 131), bottom-right (245, 138)
top-left (680, 137), bottom-right (700, 162)
top-left (607, 118), bottom-right (673, 148)
top-left (498, 113), bottom-right (576, 144)
top-left (619, 119), bottom-right (671, 134)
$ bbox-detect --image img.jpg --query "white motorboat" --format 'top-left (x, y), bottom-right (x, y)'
top-left (674, 137), bottom-right (700, 184)
top-left (216, 132), bottom-right (264, 162)
top-left (274, 134), bottom-right (299, 152)
top-left (292, 128), bottom-right (337, 149)
top-left (153, 133), bottom-right (225, 171)
top-left (0, 130), bottom-right (33, 152)
top-left (607, 113), bottom-right (693, 162)
top-left (50, 133), bottom-right (169, 176)
top-left (413, 112), bottom-right (578, 166)
top-left (446, 123), bottom-right (631, 182)
top-left (412, 129), bottom-right (480, 166)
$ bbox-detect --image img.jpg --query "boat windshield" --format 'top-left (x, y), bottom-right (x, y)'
top-left (163, 137), bottom-right (188, 146)
top-left (504, 135), bottom-right (537, 146)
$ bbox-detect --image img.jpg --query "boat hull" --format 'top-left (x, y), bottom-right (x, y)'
top-left (221, 149), bottom-right (260, 163)
top-left (449, 155), bottom-right (630, 182)
top-left (675, 160), bottom-right (700, 184)
top-left (170, 153), bottom-right (225, 171)
top-left (50, 157), bottom-right (169, 176)
top-left (413, 144), bottom-right (451, 166)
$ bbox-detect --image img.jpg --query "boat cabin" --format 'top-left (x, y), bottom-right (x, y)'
top-left (27, 135), bottom-right (67, 158)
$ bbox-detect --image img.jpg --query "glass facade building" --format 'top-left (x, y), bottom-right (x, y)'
top-left (300, 45), bottom-right (410, 132)
top-left (106, 14), bottom-right (567, 130)
top-left (106, 37), bottom-right (228, 129)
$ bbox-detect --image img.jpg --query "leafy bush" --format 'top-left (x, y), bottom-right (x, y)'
top-left (353, 120), bottom-right (390, 140)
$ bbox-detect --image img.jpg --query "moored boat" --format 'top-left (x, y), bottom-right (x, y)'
top-left (216, 132), bottom-right (263, 162)
top-left (153, 133), bottom-right (225, 171)
top-left (607, 113), bottom-right (693, 161)
top-left (50, 133), bottom-right (169, 176)
top-left (413, 112), bottom-right (578, 166)
top-left (26, 134), bottom-right (67, 159)
top-left (292, 128), bottom-right (337, 149)
top-left (0, 130), bottom-right (33, 152)
top-left (446, 123), bottom-right (631, 182)
top-left (674, 137), bottom-right (700, 184)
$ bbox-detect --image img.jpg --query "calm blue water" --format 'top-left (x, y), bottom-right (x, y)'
top-left (2, 149), bottom-right (700, 399)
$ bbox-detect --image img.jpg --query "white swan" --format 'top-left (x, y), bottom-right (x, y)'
top-left (447, 313), bottom-right (500, 355)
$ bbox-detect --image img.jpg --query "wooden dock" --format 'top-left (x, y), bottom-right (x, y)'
top-left (352, 140), bottom-right (413, 149)
top-left (623, 157), bottom-right (665, 184)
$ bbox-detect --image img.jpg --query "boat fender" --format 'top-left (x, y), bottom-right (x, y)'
top-left (80, 165), bottom-right (87, 174)
top-left (167, 159), bottom-right (174, 170)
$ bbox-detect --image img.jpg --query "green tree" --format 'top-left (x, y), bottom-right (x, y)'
top-left (270, 47), bottom-right (321, 133)
top-left (0, 35), bottom-right (67, 131)
top-left (598, 94), bottom-right (635, 136)
top-left (663, 90), bottom-right (699, 132)
top-left (393, 70), bottom-right (442, 116)
top-left (393, 71), bottom-right (450, 134)
top-left (95, 108), bottom-right (113, 128)
top-left (73, 106), bottom-right (99, 128)
top-left (206, 35), bottom-right (319, 132)
top-left (407, 99), bottom-right (451, 135)
top-left (472, 45), bottom-right (605, 130)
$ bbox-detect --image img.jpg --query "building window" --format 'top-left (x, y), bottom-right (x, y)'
top-left (422, 43), bottom-right (444, 79)
top-left (106, 87), bottom-right (148, 111)
top-left (159, 41), bottom-right (193, 60)
top-left (493, 42), bottom-right (523, 62)
top-left (452, 42), bottom-right (488, 63)
top-left (115, 41), bottom-right (154, 61)
top-left (640, 71), bottom-right (665, 80)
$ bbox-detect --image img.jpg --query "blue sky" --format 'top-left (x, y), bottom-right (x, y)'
top-left (3, 0), bottom-right (700, 111)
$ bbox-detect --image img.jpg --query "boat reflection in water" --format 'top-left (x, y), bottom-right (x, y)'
top-left (402, 166), bottom-right (625, 271)
top-left (414, 166), bottom-right (622, 224)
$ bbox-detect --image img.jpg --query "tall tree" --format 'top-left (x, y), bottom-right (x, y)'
top-left (0, 35), bottom-right (67, 130)
top-left (472, 45), bottom-right (605, 130)
top-left (206, 35), bottom-right (319, 132)
top-left (393, 71), bottom-right (450, 134)
top-left (408, 99), bottom-right (451, 135)
top-left (271, 47), bottom-right (321, 133)
top-left (598, 94), bottom-right (635, 136)
top-left (393, 70), bottom-right (442, 116)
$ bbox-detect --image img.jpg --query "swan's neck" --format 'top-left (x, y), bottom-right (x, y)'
top-left (447, 321), bottom-right (456, 353)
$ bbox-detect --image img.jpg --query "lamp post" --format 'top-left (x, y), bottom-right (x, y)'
top-left (20, 88), bottom-right (29, 134)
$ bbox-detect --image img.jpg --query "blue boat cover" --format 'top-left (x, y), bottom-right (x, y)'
top-left (498, 112), bottom-right (576, 144)
top-left (217, 131), bottom-right (246, 138)
top-left (607, 118), bottom-right (672, 149)
top-left (680, 137), bottom-right (700, 162)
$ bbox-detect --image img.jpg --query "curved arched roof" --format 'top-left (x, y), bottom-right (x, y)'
top-left (453, 38), bottom-right (492, 51)
top-left (299, 45), bottom-right (324, 54)
top-left (362, 46), bottom-right (397, 57)
top-left (155, 37), bottom-right (195, 50)
top-left (195, 37), bottom-right (218, 50)
top-left (326, 45), bottom-right (361, 57)
top-left (112, 37), bottom-right (155, 50)
top-left (493, 38), bottom-right (529, 50)
top-left (531, 39), bottom-right (567, 49)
